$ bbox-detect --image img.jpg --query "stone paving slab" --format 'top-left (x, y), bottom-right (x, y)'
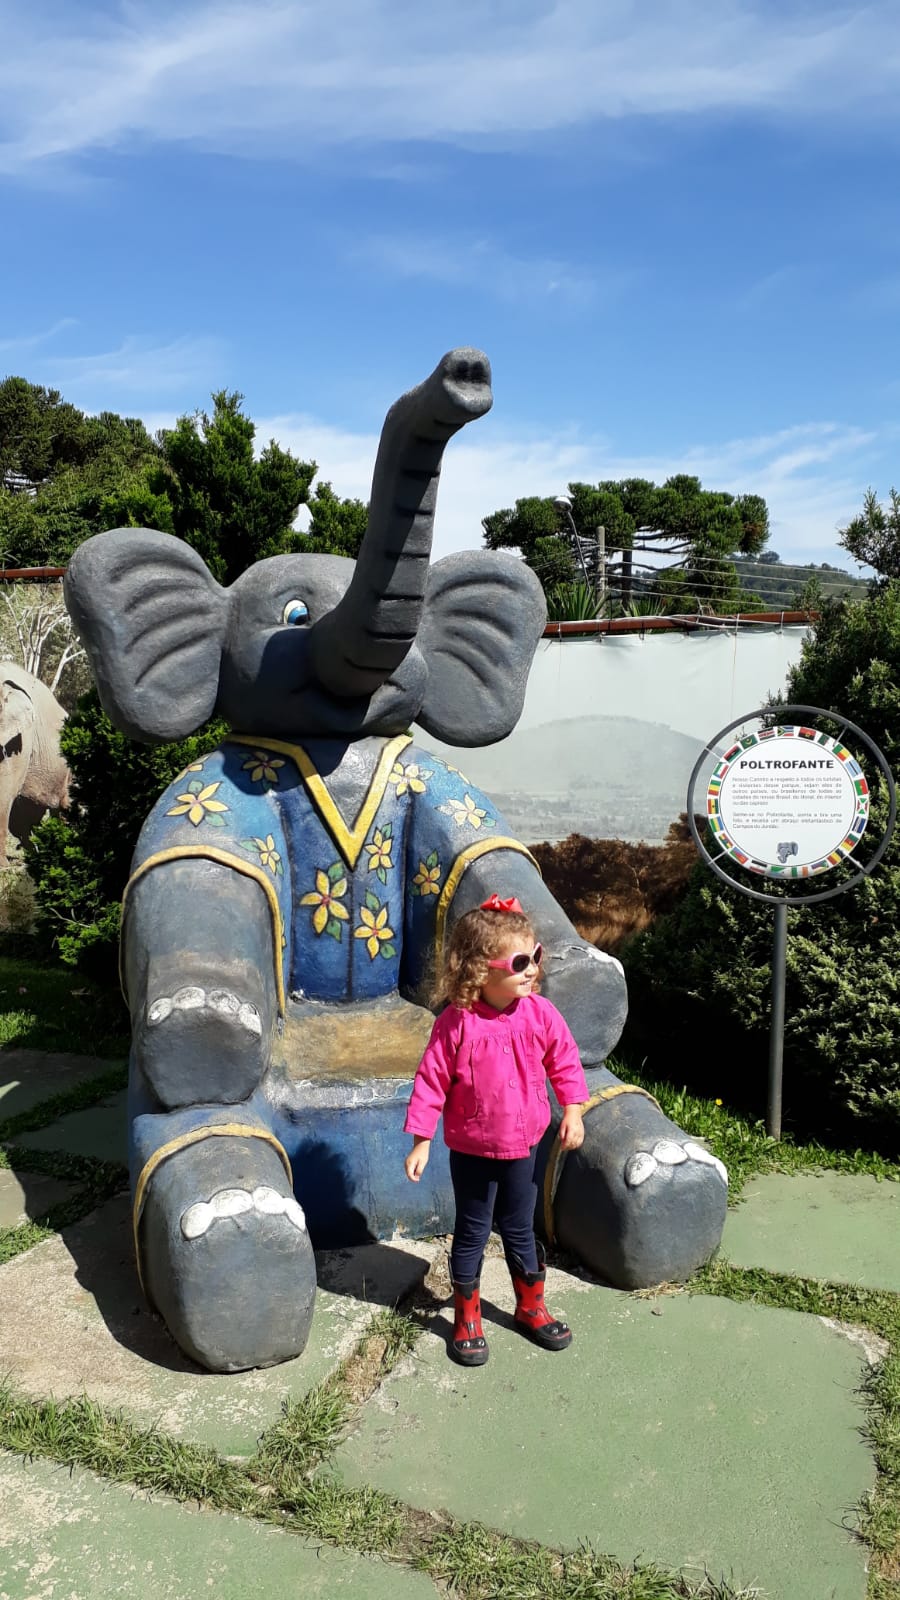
top-left (0, 1167), bottom-right (76, 1227)
top-left (334, 1259), bottom-right (874, 1600)
top-left (0, 1450), bottom-right (435, 1600)
top-left (16, 1089), bottom-right (128, 1164)
top-left (0, 1195), bottom-right (429, 1456)
top-left (0, 1049), bottom-right (116, 1120)
top-left (722, 1171), bottom-right (900, 1292)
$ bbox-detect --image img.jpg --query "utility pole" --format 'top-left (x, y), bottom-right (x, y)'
top-left (621, 542), bottom-right (633, 608)
top-left (594, 526), bottom-right (606, 602)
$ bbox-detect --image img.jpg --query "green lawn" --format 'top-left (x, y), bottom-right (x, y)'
top-left (0, 957), bottom-right (130, 1057)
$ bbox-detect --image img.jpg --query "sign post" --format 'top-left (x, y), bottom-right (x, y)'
top-left (687, 706), bottom-right (896, 1139)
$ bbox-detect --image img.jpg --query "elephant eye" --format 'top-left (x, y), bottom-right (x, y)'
top-left (282, 599), bottom-right (309, 626)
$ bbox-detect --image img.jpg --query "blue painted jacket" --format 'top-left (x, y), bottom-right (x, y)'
top-left (126, 734), bottom-right (536, 1010)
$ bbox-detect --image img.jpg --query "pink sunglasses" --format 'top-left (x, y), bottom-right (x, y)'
top-left (487, 943), bottom-right (543, 975)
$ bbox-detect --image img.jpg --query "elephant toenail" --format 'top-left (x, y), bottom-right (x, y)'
top-left (625, 1151), bottom-right (658, 1186)
top-left (652, 1140), bottom-right (688, 1164)
top-left (172, 986), bottom-right (206, 1010)
top-left (238, 1003), bottom-right (263, 1036)
top-left (684, 1142), bottom-right (729, 1184)
top-left (147, 997), bottom-right (173, 1025)
top-left (181, 1200), bottom-right (213, 1239)
top-left (208, 990), bottom-right (240, 1014)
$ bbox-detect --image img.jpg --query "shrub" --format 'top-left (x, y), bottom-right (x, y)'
top-left (23, 691), bottom-right (227, 980)
top-left (0, 865), bottom-right (36, 936)
top-left (621, 582), bottom-right (900, 1151)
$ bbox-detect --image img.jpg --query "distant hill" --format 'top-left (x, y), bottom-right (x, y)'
top-left (418, 715), bottom-right (711, 845)
top-left (732, 557), bottom-right (869, 610)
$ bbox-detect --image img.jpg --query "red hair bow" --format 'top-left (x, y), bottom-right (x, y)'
top-left (480, 894), bottom-right (524, 914)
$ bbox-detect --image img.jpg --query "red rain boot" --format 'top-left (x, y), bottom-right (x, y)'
top-left (508, 1243), bottom-right (573, 1351)
top-left (450, 1275), bottom-right (489, 1366)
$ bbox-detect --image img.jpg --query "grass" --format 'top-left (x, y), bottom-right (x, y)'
top-left (251, 1304), bottom-right (423, 1480)
top-left (0, 956), bottom-right (129, 1057)
top-left (0, 955), bottom-right (898, 1594)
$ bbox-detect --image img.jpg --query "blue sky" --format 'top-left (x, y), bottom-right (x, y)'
top-left (1, 0), bottom-right (898, 575)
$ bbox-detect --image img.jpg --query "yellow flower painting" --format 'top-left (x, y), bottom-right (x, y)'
top-left (242, 751), bottom-right (286, 785)
top-left (241, 833), bottom-right (283, 876)
top-left (412, 852), bottom-right (441, 896)
top-left (438, 794), bottom-right (494, 831)
top-left (389, 760), bottom-right (433, 797)
top-left (166, 780), bottom-right (229, 828)
top-left (354, 893), bottom-right (397, 960)
top-left (364, 823), bottom-right (393, 884)
top-left (300, 864), bottom-right (350, 941)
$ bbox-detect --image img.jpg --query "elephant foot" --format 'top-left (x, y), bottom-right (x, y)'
top-left (137, 969), bottom-right (271, 1108)
top-left (137, 1131), bottom-right (316, 1372)
top-left (548, 1089), bottom-right (728, 1289)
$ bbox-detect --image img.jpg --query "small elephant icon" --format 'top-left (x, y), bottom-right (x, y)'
top-left (777, 841), bottom-right (799, 863)
top-left (65, 350), bottom-right (727, 1372)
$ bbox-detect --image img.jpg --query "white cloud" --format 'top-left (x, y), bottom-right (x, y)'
top-left (351, 234), bottom-right (604, 308)
top-left (0, 317), bottom-right (78, 355)
top-left (252, 410), bottom-right (887, 567)
top-left (1, 1), bottom-right (898, 175)
top-left (32, 334), bottom-right (226, 401)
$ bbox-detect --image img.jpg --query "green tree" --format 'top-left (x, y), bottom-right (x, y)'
top-left (0, 377), bottom-right (97, 485)
top-left (160, 392), bottom-right (317, 584)
top-left (483, 476), bottom-right (770, 614)
top-left (838, 486), bottom-right (900, 582)
top-left (0, 379), bottom-right (170, 568)
top-left (300, 480), bottom-right (368, 559)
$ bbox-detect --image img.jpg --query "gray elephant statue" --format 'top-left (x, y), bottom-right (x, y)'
top-left (0, 662), bottom-right (71, 865)
top-left (64, 350), bottom-right (726, 1373)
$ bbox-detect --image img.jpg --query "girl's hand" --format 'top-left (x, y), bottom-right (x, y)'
top-left (558, 1107), bottom-right (585, 1151)
top-left (405, 1138), bottom-right (431, 1182)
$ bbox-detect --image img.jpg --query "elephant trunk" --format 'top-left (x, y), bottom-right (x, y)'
top-left (310, 349), bottom-right (492, 698)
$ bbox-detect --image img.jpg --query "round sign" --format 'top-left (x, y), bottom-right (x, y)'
top-left (706, 724), bottom-right (869, 877)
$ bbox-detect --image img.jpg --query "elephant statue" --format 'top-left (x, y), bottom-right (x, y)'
top-left (64, 350), bottom-right (726, 1374)
top-left (0, 662), bottom-right (71, 866)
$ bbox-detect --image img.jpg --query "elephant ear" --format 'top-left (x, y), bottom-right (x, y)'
top-left (64, 529), bottom-right (228, 743)
top-left (415, 552), bottom-right (547, 746)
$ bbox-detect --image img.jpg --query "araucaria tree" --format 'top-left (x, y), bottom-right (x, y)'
top-left (482, 476), bottom-right (770, 614)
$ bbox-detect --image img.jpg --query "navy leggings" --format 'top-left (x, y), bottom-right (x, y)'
top-left (449, 1147), bottom-right (540, 1282)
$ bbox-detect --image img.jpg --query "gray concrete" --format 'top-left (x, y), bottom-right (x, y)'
top-left (0, 1050), bottom-right (115, 1120)
top-left (722, 1171), bottom-right (900, 1291)
top-left (0, 1167), bottom-right (76, 1227)
top-left (335, 1258), bottom-right (874, 1600)
top-left (0, 1450), bottom-right (435, 1600)
top-left (0, 1194), bottom-right (432, 1457)
top-left (16, 1089), bottom-right (128, 1164)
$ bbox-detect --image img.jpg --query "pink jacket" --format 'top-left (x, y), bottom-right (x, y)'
top-left (404, 994), bottom-right (590, 1160)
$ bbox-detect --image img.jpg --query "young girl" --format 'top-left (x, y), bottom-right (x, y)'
top-left (403, 894), bottom-right (589, 1367)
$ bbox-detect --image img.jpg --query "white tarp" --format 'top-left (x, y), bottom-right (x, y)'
top-left (417, 625), bottom-right (810, 845)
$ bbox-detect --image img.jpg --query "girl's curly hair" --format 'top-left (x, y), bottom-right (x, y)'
top-left (432, 905), bottom-right (540, 1010)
